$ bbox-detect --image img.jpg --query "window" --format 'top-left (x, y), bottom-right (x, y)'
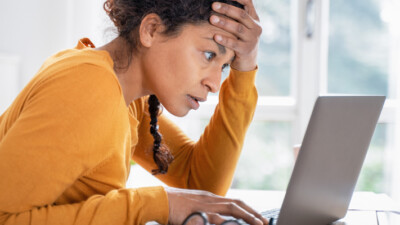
top-left (327, 0), bottom-right (397, 195)
top-left (255, 0), bottom-right (292, 96)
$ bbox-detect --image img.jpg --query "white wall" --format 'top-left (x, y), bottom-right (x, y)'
top-left (0, 54), bottom-right (19, 112)
top-left (0, 0), bottom-right (112, 113)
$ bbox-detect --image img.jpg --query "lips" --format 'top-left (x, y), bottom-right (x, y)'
top-left (189, 95), bottom-right (206, 103)
top-left (187, 95), bottom-right (207, 110)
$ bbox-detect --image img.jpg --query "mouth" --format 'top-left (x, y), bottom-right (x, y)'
top-left (188, 95), bottom-right (206, 103)
top-left (187, 95), bottom-right (207, 110)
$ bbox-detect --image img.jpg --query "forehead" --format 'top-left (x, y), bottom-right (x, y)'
top-left (182, 22), bottom-right (236, 39)
top-left (179, 23), bottom-right (236, 53)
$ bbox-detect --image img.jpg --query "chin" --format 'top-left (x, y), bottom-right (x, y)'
top-left (163, 105), bottom-right (190, 117)
top-left (169, 109), bottom-right (190, 117)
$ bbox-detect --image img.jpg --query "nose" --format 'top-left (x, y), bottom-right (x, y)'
top-left (201, 69), bottom-right (222, 93)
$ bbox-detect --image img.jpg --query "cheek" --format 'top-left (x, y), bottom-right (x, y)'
top-left (165, 51), bottom-right (201, 88)
top-left (144, 49), bottom-right (178, 85)
top-left (145, 42), bottom-right (203, 96)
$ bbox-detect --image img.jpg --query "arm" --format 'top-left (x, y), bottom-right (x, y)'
top-left (0, 187), bottom-right (168, 225)
top-left (132, 68), bottom-right (257, 196)
top-left (0, 64), bottom-right (168, 225)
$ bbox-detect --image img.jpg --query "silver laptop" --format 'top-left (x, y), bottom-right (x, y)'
top-left (267, 96), bottom-right (385, 225)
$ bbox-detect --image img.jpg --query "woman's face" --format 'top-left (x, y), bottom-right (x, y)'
top-left (141, 23), bottom-right (236, 117)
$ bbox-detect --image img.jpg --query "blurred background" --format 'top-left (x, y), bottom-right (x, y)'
top-left (1, 0), bottom-right (399, 202)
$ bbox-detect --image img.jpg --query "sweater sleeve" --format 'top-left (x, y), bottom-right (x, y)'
top-left (0, 64), bottom-right (169, 225)
top-left (132, 68), bottom-right (258, 196)
top-left (0, 187), bottom-right (168, 225)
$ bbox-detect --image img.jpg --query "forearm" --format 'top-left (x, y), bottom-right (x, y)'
top-left (187, 68), bottom-right (258, 195)
top-left (132, 69), bottom-right (257, 195)
top-left (0, 187), bottom-right (168, 225)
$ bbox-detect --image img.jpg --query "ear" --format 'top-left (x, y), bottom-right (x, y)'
top-left (139, 13), bottom-right (165, 48)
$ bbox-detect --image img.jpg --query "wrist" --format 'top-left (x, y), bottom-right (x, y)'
top-left (230, 56), bottom-right (257, 72)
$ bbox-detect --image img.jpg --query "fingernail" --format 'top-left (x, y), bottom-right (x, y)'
top-left (215, 35), bottom-right (222, 42)
top-left (211, 15), bottom-right (220, 23)
top-left (213, 2), bottom-right (221, 9)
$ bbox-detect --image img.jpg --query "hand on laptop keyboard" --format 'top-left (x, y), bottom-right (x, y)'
top-left (261, 209), bottom-right (280, 225)
top-left (182, 211), bottom-right (273, 225)
top-left (165, 187), bottom-right (270, 225)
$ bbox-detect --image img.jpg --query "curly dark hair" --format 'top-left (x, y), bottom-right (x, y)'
top-left (104, 0), bottom-right (243, 50)
top-left (104, 0), bottom-right (244, 175)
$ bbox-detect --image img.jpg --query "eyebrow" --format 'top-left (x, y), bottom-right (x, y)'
top-left (204, 37), bottom-right (235, 63)
top-left (204, 37), bottom-right (226, 54)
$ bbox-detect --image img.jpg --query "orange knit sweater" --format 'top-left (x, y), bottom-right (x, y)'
top-left (0, 38), bottom-right (258, 225)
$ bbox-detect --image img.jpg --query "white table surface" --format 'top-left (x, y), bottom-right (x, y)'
top-left (146, 189), bottom-right (400, 224)
top-left (226, 189), bottom-right (400, 225)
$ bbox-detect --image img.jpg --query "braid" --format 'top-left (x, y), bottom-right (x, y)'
top-left (148, 95), bottom-right (174, 175)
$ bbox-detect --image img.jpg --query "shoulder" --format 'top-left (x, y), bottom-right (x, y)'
top-left (35, 46), bottom-right (115, 85)
top-left (29, 49), bottom-right (122, 104)
top-left (41, 47), bottom-right (114, 75)
top-left (17, 49), bottom-right (126, 126)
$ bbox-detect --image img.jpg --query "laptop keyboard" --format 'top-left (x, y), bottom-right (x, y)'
top-left (230, 208), bottom-right (280, 225)
top-left (261, 208), bottom-right (280, 225)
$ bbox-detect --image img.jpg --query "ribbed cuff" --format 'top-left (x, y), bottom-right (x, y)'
top-left (136, 186), bottom-right (169, 224)
top-left (228, 67), bottom-right (257, 94)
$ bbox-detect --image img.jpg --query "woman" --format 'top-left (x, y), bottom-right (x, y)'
top-left (0, 0), bottom-right (266, 224)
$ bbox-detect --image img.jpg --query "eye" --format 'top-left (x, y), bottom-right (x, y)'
top-left (204, 51), bottom-right (216, 61)
top-left (222, 63), bottom-right (230, 71)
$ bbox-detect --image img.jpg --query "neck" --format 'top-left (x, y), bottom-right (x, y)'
top-left (96, 37), bottom-right (151, 106)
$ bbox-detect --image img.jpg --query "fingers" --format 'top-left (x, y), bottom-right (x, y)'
top-left (230, 199), bottom-right (270, 225)
top-left (208, 198), bottom-right (269, 225)
top-left (198, 195), bottom-right (267, 225)
top-left (212, 2), bottom-right (255, 28)
top-left (208, 202), bottom-right (264, 225)
top-left (210, 2), bottom-right (262, 41)
top-left (209, 1), bottom-right (261, 71)
top-left (167, 188), bottom-right (269, 225)
top-left (210, 15), bottom-right (250, 41)
top-left (214, 33), bottom-right (244, 54)
top-left (232, 0), bottom-right (259, 20)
